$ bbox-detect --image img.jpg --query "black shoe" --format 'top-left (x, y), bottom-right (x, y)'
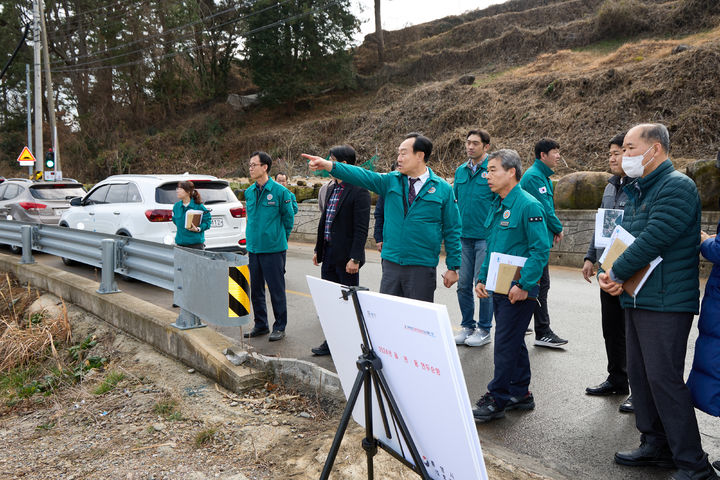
top-left (473, 393), bottom-right (505, 423)
top-left (534, 332), bottom-right (568, 348)
top-left (586, 380), bottom-right (630, 396)
top-left (670, 462), bottom-right (720, 480)
top-left (311, 340), bottom-right (331, 356)
top-left (619, 395), bottom-right (634, 413)
top-left (713, 460), bottom-right (720, 472)
top-left (268, 330), bottom-right (285, 342)
top-left (506, 391), bottom-right (535, 411)
top-left (615, 442), bottom-right (675, 468)
top-left (244, 326), bottom-right (270, 338)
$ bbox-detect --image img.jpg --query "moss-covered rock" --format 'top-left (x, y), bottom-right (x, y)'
top-left (686, 159), bottom-right (720, 210)
top-left (554, 171), bottom-right (611, 209)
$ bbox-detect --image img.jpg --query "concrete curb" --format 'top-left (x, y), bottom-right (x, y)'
top-left (0, 252), bottom-right (345, 403)
top-left (0, 252), bottom-right (565, 479)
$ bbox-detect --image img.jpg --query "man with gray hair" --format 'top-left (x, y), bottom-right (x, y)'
top-left (599, 124), bottom-right (718, 480)
top-left (472, 149), bottom-right (551, 423)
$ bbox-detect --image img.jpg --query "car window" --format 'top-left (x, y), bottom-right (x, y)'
top-left (105, 184), bottom-right (129, 203)
top-left (85, 185), bottom-right (110, 205)
top-left (127, 183), bottom-right (142, 203)
top-left (155, 181), bottom-right (235, 205)
top-left (30, 184), bottom-right (86, 200)
top-left (3, 184), bottom-right (21, 200)
top-left (0, 184), bottom-right (8, 199)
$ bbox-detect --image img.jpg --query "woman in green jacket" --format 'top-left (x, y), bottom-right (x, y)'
top-left (172, 181), bottom-right (211, 249)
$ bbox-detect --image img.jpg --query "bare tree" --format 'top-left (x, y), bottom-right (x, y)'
top-left (374, 0), bottom-right (384, 65)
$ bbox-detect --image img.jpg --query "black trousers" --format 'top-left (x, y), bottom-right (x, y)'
top-left (625, 308), bottom-right (707, 471)
top-left (532, 265), bottom-right (552, 337)
top-left (320, 242), bottom-right (359, 286)
top-left (600, 290), bottom-right (627, 386)
top-left (248, 251), bottom-right (287, 332)
top-left (379, 259), bottom-right (436, 302)
top-left (488, 294), bottom-right (536, 408)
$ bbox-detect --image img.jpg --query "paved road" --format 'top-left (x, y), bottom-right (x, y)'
top-left (24, 243), bottom-right (720, 479)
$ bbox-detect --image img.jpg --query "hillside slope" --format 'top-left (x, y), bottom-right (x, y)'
top-left (34, 0), bottom-right (720, 182)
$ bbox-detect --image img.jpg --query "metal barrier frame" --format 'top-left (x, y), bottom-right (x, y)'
top-left (0, 220), bottom-right (249, 329)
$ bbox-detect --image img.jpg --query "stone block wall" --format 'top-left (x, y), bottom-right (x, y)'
top-left (290, 204), bottom-right (720, 276)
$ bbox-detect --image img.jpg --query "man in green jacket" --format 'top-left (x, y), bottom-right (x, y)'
top-left (304, 133), bottom-right (461, 302)
top-left (453, 129), bottom-right (495, 347)
top-left (519, 138), bottom-right (568, 349)
top-left (243, 151), bottom-right (295, 342)
top-left (599, 124), bottom-right (718, 480)
top-left (472, 149), bottom-right (551, 423)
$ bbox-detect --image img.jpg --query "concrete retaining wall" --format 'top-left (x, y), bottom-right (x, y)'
top-left (290, 204), bottom-right (720, 276)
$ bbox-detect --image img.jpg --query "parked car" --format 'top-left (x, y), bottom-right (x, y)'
top-left (59, 174), bottom-right (246, 252)
top-left (0, 178), bottom-right (87, 253)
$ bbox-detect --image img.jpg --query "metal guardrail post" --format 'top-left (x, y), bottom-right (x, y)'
top-left (171, 307), bottom-right (206, 330)
top-left (20, 225), bottom-right (34, 264)
top-left (97, 239), bottom-right (120, 294)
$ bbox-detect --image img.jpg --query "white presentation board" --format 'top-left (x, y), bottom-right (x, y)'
top-left (307, 276), bottom-right (487, 480)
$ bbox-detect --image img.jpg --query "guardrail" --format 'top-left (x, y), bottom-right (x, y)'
top-left (0, 219), bottom-right (250, 329)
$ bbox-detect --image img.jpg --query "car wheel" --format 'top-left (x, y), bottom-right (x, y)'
top-left (9, 244), bottom-right (21, 255)
top-left (59, 224), bottom-right (77, 266)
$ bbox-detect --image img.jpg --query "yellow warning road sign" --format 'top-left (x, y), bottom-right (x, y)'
top-left (228, 265), bottom-right (251, 318)
top-left (17, 146), bottom-right (36, 166)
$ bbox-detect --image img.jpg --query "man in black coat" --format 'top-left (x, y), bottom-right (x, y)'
top-left (311, 145), bottom-right (371, 356)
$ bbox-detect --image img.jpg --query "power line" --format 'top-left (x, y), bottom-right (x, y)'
top-left (51, 0), bottom-right (345, 74)
top-left (49, 1), bottom-right (254, 66)
top-left (51, 0), bottom-right (295, 72)
top-left (47, 0), bottom-right (142, 25)
top-left (48, 0), bottom-right (151, 41)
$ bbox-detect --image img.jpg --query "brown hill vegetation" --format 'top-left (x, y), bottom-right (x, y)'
top-left (15, 0), bottom-right (720, 183)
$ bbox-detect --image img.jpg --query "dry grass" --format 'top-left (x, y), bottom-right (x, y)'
top-left (0, 275), bottom-right (72, 373)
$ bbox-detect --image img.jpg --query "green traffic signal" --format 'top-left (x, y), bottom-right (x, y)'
top-left (44, 151), bottom-right (54, 169)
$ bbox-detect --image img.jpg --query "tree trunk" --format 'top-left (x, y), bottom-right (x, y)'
top-left (374, 0), bottom-right (384, 65)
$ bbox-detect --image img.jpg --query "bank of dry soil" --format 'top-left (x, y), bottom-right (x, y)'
top-left (0, 293), bottom-right (551, 479)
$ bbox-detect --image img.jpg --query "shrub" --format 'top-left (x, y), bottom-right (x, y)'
top-left (596, 0), bottom-right (650, 37)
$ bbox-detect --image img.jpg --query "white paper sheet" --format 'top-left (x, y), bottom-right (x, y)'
top-left (485, 252), bottom-right (527, 291)
top-left (307, 276), bottom-right (487, 480)
top-left (594, 208), bottom-right (624, 248)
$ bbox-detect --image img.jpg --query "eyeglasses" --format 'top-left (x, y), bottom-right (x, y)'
top-left (248, 163), bottom-right (261, 169)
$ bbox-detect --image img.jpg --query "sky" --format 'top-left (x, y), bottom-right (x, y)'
top-left (353, 0), bottom-right (510, 41)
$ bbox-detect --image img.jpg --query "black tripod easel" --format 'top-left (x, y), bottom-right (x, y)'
top-left (319, 286), bottom-right (431, 480)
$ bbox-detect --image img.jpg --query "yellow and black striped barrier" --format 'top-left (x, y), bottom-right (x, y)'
top-left (228, 265), bottom-right (251, 318)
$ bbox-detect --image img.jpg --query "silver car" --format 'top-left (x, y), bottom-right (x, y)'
top-left (0, 178), bottom-right (86, 252)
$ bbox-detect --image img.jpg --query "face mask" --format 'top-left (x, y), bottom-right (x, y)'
top-left (622, 145), bottom-right (654, 178)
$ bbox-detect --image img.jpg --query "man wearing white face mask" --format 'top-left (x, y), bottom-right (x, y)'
top-left (598, 124), bottom-right (717, 480)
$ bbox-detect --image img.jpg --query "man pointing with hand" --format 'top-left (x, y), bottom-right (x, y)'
top-left (304, 133), bottom-right (462, 302)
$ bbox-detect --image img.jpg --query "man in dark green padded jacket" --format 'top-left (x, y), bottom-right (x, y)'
top-left (304, 133), bottom-right (462, 302)
top-left (472, 149), bottom-right (551, 423)
top-left (600, 124), bottom-right (718, 480)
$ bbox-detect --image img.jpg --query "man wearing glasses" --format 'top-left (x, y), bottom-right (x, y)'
top-left (243, 151), bottom-right (296, 342)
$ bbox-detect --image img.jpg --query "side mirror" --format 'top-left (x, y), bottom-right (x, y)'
top-left (70, 197), bottom-right (82, 206)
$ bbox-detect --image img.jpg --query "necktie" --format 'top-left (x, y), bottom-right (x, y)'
top-left (408, 178), bottom-right (420, 206)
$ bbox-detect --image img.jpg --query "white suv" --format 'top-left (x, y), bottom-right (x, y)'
top-left (60, 174), bottom-right (246, 251)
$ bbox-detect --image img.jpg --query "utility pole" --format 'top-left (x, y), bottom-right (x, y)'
top-left (26, 64), bottom-right (32, 177)
top-left (33, 0), bottom-right (43, 173)
top-left (38, 0), bottom-right (60, 178)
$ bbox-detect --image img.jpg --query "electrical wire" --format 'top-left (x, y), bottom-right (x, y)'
top-left (0, 23), bottom-right (31, 81)
top-left (48, 1), bottom-right (263, 65)
top-left (50, 0), bottom-right (303, 72)
top-left (50, 0), bottom-right (345, 74)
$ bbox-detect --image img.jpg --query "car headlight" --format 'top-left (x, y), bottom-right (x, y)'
top-left (6, 215), bottom-right (12, 220)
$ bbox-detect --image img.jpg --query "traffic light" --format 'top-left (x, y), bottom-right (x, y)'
top-left (44, 148), bottom-right (55, 170)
